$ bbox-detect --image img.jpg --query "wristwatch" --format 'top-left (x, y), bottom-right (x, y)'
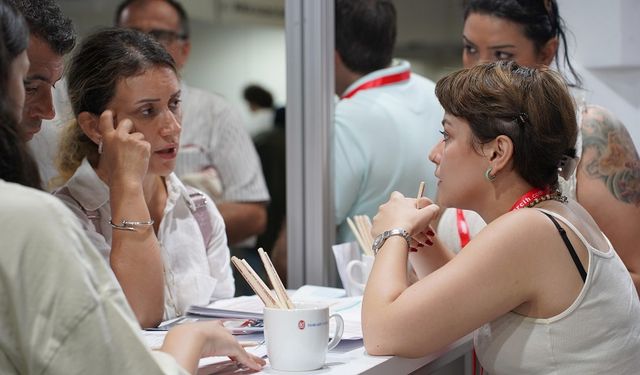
top-left (371, 228), bottom-right (411, 255)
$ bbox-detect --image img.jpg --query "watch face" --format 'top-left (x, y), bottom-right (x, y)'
top-left (372, 236), bottom-right (383, 250)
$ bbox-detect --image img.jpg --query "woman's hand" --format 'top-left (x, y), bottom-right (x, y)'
top-left (198, 321), bottom-right (266, 370)
top-left (97, 110), bottom-right (150, 186)
top-left (161, 321), bottom-right (265, 373)
top-left (372, 191), bottom-right (440, 239)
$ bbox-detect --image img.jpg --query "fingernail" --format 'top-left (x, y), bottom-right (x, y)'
top-left (409, 247), bottom-right (418, 252)
top-left (417, 243), bottom-right (424, 247)
top-left (425, 239), bottom-right (433, 246)
top-left (427, 230), bottom-right (435, 236)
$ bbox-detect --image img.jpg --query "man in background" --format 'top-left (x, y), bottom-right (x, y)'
top-left (10, 0), bottom-right (75, 143)
top-left (115, 0), bottom-right (270, 249)
top-left (333, 0), bottom-right (443, 243)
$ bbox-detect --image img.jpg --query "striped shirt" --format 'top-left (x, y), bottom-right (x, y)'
top-left (176, 82), bottom-right (270, 204)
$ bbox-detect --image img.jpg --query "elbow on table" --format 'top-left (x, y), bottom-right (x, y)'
top-left (363, 318), bottom-right (441, 358)
top-left (136, 309), bottom-right (164, 329)
top-left (364, 335), bottom-right (432, 358)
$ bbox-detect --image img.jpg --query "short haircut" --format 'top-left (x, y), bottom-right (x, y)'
top-left (0, 0), bottom-right (28, 59)
top-left (436, 61), bottom-right (578, 190)
top-left (243, 85), bottom-right (274, 109)
top-left (8, 0), bottom-right (76, 55)
top-left (335, 0), bottom-right (396, 75)
top-left (115, 0), bottom-right (190, 39)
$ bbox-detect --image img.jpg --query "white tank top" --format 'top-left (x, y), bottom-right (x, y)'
top-left (474, 209), bottom-right (640, 374)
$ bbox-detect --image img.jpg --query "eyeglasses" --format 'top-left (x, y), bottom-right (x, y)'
top-left (142, 28), bottom-right (188, 44)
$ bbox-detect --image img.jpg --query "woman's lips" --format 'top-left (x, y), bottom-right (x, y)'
top-left (155, 146), bottom-right (178, 159)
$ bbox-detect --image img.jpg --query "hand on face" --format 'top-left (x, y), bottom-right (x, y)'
top-left (97, 110), bottom-right (150, 186)
top-left (372, 191), bottom-right (440, 240)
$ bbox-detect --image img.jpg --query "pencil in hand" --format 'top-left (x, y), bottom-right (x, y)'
top-left (416, 181), bottom-right (425, 208)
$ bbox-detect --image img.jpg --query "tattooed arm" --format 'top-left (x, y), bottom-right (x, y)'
top-left (576, 105), bottom-right (640, 294)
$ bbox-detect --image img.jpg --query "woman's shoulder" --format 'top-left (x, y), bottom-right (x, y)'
top-left (1, 181), bottom-right (73, 224)
top-left (472, 208), bottom-right (562, 257)
top-left (580, 104), bottom-right (634, 141)
top-left (578, 104), bottom-right (639, 206)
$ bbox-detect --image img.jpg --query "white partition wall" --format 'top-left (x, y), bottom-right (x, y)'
top-left (559, 0), bottom-right (640, 147)
top-left (285, 0), bottom-right (336, 287)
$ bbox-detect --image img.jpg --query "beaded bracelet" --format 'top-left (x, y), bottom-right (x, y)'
top-left (109, 218), bottom-right (155, 231)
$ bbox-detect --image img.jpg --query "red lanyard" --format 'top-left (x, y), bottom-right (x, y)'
top-left (509, 188), bottom-right (549, 211)
top-left (340, 70), bottom-right (411, 99)
top-left (456, 209), bottom-right (471, 248)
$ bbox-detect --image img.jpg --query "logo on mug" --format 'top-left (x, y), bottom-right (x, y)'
top-left (298, 320), bottom-right (306, 330)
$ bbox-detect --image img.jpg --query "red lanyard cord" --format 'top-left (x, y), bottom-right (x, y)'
top-left (340, 70), bottom-right (411, 99)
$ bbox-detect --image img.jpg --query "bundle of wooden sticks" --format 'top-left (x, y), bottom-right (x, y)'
top-left (231, 248), bottom-right (294, 309)
top-left (346, 215), bottom-right (374, 256)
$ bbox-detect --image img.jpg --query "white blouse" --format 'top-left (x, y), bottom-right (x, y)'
top-left (55, 159), bottom-right (235, 319)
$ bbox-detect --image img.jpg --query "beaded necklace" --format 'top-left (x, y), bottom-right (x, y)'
top-left (510, 188), bottom-right (567, 211)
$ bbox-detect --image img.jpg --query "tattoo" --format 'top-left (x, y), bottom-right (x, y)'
top-left (580, 105), bottom-right (640, 206)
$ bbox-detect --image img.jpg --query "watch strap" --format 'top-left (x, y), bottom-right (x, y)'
top-left (372, 228), bottom-right (411, 255)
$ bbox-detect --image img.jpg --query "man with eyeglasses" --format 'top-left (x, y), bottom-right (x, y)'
top-left (115, 0), bottom-right (270, 254)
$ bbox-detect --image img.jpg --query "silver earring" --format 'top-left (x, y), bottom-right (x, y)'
top-left (98, 140), bottom-right (103, 155)
top-left (484, 167), bottom-right (496, 182)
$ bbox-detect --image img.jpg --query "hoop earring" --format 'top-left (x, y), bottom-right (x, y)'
top-left (484, 167), bottom-right (496, 182)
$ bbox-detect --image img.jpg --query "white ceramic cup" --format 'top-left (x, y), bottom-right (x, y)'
top-left (346, 255), bottom-right (375, 296)
top-left (264, 303), bottom-right (344, 371)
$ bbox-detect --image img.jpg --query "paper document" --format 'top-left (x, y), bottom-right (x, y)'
top-left (187, 294), bottom-right (265, 319)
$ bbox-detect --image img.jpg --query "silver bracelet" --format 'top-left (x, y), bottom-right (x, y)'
top-left (109, 218), bottom-right (155, 231)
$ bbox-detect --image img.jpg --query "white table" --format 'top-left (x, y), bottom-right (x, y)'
top-left (198, 334), bottom-right (473, 375)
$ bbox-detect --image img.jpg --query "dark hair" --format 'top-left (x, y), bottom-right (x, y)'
top-left (115, 0), bottom-right (190, 39)
top-left (435, 61), bottom-right (577, 190)
top-left (335, 0), bottom-right (396, 74)
top-left (243, 84), bottom-right (274, 109)
top-left (1, 0), bottom-right (28, 59)
top-left (0, 1), bottom-right (41, 189)
top-left (58, 27), bottom-right (177, 180)
top-left (8, 0), bottom-right (76, 55)
top-left (463, 0), bottom-right (582, 87)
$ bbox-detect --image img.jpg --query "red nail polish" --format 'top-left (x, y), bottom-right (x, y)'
top-left (409, 247), bottom-right (418, 252)
top-left (417, 243), bottom-right (424, 247)
top-left (425, 239), bottom-right (433, 246)
top-left (427, 230), bottom-right (435, 236)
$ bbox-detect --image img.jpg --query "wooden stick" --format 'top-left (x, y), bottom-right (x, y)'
top-left (416, 181), bottom-right (425, 209)
top-left (240, 258), bottom-right (284, 309)
top-left (258, 248), bottom-right (294, 309)
top-left (417, 181), bottom-right (425, 198)
top-left (362, 216), bottom-right (375, 256)
top-left (347, 216), bottom-right (369, 255)
top-left (230, 256), bottom-right (278, 308)
top-left (356, 215), bottom-right (373, 250)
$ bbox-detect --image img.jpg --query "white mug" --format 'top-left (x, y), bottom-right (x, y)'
top-left (264, 303), bottom-right (344, 371)
top-left (346, 255), bottom-right (375, 296)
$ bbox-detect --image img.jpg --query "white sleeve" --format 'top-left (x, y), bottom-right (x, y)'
top-left (205, 199), bottom-right (236, 300)
top-left (333, 113), bottom-right (367, 225)
top-left (3, 190), bottom-right (188, 374)
top-left (205, 99), bottom-right (270, 203)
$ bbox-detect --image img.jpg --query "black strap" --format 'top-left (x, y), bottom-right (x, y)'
top-left (541, 212), bottom-right (587, 282)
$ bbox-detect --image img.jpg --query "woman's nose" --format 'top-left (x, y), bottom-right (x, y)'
top-left (428, 140), bottom-right (443, 165)
top-left (160, 110), bottom-right (181, 137)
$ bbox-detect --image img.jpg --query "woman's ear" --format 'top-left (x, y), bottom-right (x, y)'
top-left (77, 111), bottom-right (100, 145)
top-left (539, 37), bottom-right (559, 66)
top-left (485, 135), bottom-right (514, 175)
